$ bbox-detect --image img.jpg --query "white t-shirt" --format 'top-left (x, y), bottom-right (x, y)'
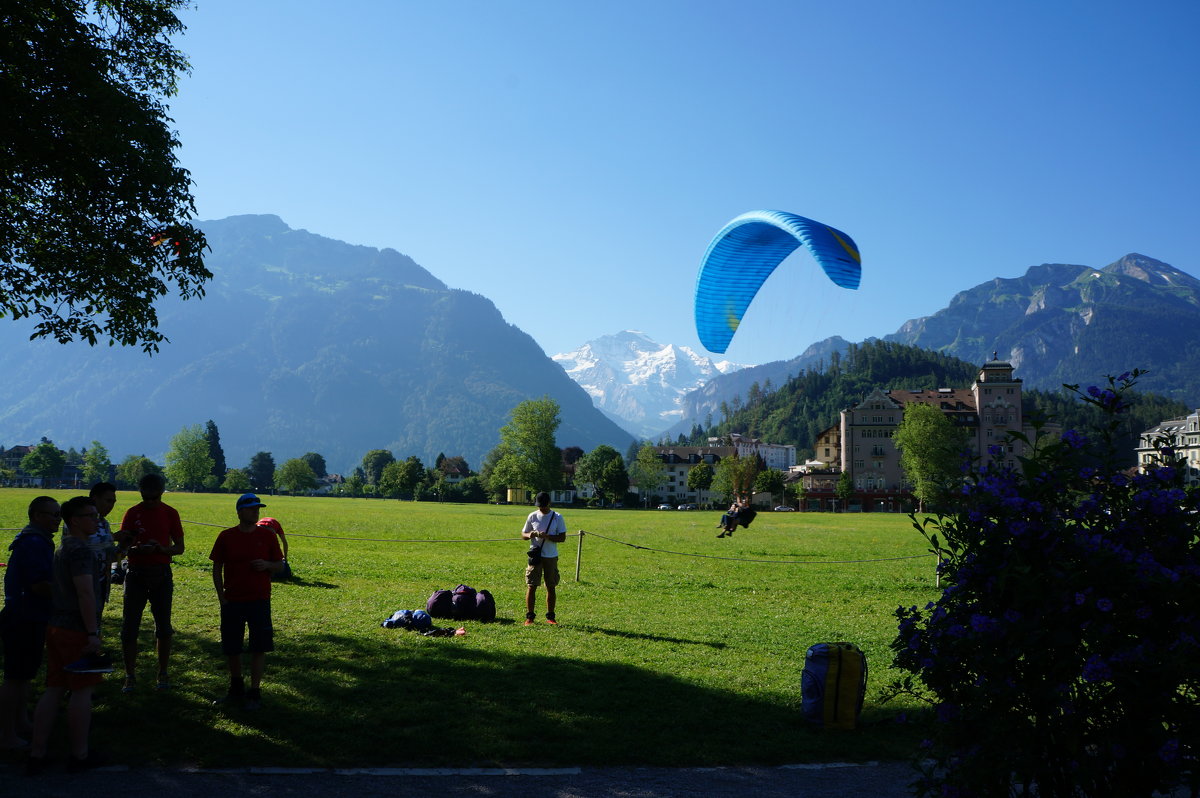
top-left (522, 509), bottom-right (565, 558)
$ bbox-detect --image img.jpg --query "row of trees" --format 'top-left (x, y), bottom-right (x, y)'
top-left (8, 400), bottom-right (790, 507)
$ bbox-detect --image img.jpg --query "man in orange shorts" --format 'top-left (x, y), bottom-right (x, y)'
top-left (27, 496), bottom-right (109, 774)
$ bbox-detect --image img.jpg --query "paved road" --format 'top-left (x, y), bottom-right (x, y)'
top-left (7, 761), bottom-right (920, 797)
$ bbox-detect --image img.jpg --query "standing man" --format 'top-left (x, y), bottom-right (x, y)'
top-left (1, 497), bottom-right (58, 749)
top-left (116, 473), bottom-right (184, 692)
top-left (210, 493), bottom-right (283, 710)
top-left (521, 492), bottom-right (567, 626)
top-left (27, 496), bottom-right (108, 774)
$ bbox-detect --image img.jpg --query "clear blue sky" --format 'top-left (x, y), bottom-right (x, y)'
top-left (169, 0), bottom-right (1200, 366)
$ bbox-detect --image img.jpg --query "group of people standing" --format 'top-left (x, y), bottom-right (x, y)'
top-left (0, 475), bottom-right (289, 774)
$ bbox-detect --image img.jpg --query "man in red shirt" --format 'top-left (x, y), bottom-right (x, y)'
top-left (116, 473), bottom-right (184, 692)
top-left (210, 493), bottom-right (283, 710)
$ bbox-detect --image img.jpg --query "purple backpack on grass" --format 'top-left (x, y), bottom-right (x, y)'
top-left (451, 584), bottom-right (478, 620)
top-left (426, 589), bottom-right (453, 618)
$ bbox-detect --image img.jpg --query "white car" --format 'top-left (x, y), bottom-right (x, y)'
top-left (657, 503), bottom-right (673, 510)
top-left (774, 505), bottom-right (796, 512)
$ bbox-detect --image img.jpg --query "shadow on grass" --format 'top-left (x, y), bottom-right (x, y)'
top-left (571, 623), bottom-right (728, 649)
top-left (279, 575), bottom-right (340, 589)
top-left (85, 624), bottom-right (919, 770)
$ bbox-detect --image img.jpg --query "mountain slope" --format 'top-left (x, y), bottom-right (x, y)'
top-left (0, 215), bottom-right (633, 471)
top-left (884, 254), bottom-right (1200, 400)
top-left (552, 331), bottom-right (744, 438)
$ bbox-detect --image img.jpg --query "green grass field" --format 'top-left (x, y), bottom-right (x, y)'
top-left (1, 489), bottom-right (940, 768)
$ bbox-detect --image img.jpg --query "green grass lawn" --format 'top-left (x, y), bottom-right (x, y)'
top-left (1, 489), bottom-right (939, 768)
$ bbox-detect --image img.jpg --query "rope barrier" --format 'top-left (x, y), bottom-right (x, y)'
top-left (583, 530), bottom-right (931, 565)
top-left (174, 520), bottom-right (929, 566)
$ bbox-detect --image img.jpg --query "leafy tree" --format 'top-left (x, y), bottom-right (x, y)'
top-left (361, 449), bottom-right (395, 486)
top-left (247, 451), bottom-right (275, 491)
top-left (686, 461), bottom-right (714, 499)
top-left (275, 458), bottom-right (317, 495)
top-left (299, 452), bottom-right (328, 479)
top-left (115, 454), bottom-right (161, 489)
top-left (623, 439), bottom-right (642, 466)
top-left (81, 439), bottom-right (111, 485)
top-left (204, 420), bottom-right (226, 480)
top-left (478, 445), bottom-right (509, 501)
top-left (754, 469), bottom-right (786, 505)
top-left (712, 452), bottom-right (760, 503)
top-left (2, 0), bottom-right (210, 351)
top-left (893, 402), bottom-right (970, 512)
top-left (494, 397), bottom-right (562, 495)
top-left (456, 475), bottom-right (487, 503)
top-left (889, 372), bottom-right (1199, 797)
top-left (379, 456), bottom-right (424, 499)
top-left (835, 471), bottom-right (854, 510)
top-left (575, 445), bottom-right (629, 505)
top-left (628, 444), bottom-right (666, 507)
top-left (342, 473), bottom-right (364, 497)
top-left (20, 441), bottom-right (65, 482)
top-left (221, 468), bottom-right (250, 494)
top-left (164, 423), bottom-right (214, 491)
top-left (790, 478), bottom-right (807, 510)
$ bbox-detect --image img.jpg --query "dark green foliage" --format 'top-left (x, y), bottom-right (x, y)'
top-left (1024, 386), bottom-right (1188, 469)
top-left (204, 420), bottom-right (226, 479)
top-left (19, 441), bottom-right (65, 480)
top-left (1, 0), bottom-right (210, 351)
top-left (300, 452), bottom-right (328, 479)
top-left (889, 372), bottom-right (1199, 797)
top-left (247, 451), bottom-right (275, 491)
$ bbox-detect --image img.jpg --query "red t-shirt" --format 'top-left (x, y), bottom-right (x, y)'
top-left (209, 525), bottom-right (283, 602)
top-left (120, 502), bottom-right (184, 566)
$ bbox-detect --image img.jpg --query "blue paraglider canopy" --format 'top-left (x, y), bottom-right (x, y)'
top-left (694, 210), bottom-right (861, 354)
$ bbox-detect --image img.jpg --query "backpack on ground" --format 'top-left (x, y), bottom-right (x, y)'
top-left (801, 642), bottom-right (867, 730)
top-left (451, 584), bottom-right (478, 620)
top-left (426, 589), bottom-right (453, 618)
top-left (474, 589), bottom-right (496, 622)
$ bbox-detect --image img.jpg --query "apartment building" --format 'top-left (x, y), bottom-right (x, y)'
top-left (1136, 408), bottom-right (1200, 486)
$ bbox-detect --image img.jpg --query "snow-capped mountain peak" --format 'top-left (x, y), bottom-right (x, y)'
top-left (552, 331), bottom-right (747, 438)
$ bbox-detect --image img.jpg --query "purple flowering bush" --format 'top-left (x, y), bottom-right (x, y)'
top-left (888, 372), bottom-right (1198, 797)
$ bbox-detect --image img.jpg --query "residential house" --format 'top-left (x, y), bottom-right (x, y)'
top-left (1137, 409), bottom-right (1200, 486)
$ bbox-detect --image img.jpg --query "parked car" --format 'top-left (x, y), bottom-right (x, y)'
top-left (774, 505), bottom-right (796, 511)
top-left (657, 503), bottom-right (673, 510)
top-left (677, 503), bottom-right (698, 510)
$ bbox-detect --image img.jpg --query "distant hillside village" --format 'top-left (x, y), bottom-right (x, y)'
top-left (4, 356), bottom-right (1197, 509)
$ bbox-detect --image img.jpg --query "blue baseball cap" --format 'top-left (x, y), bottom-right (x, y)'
top-left (236, 493), bottom-right (266, 511)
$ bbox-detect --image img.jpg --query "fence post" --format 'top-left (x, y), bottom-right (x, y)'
top-left (935, 553), bottom-right (942, 589)
top-left (575, 529), bottom-right (584, 582)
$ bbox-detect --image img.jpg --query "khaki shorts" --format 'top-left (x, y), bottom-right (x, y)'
top-left (525, 555), bottom-right (560, 588)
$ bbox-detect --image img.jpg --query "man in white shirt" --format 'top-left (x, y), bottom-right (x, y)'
top-left (521, 492), bottom-right (567, 626)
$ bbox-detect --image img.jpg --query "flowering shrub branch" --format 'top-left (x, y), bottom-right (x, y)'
top-left (886, 370), bottom-right (1198, 797)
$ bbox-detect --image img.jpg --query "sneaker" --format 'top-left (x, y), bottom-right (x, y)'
top-left (546, 618), bottom-right (558, 625)
top-left (244, 688), bottom-right (262, 711)
top-left (121, 677), bottom-right (136, 694)
top-left (154, 673), bottom-right (170, 690)
top-left (66, 750), bottom-right (107, 773)
top-left (716, 532), bottom-right (726, 538)
top-left (64, 651), bottom-right (114, 674)
top-left (523, 618), bottom-right (535, 626)
top-left (24, 755), bottom-right (49, 776)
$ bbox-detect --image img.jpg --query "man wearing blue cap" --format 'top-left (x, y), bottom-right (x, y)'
top-left (210, 494), bottom-right (283, 710)
top-left (116, 473), bottom-right (184, 692)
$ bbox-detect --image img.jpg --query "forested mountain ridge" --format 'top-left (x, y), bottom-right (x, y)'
top-left (0, 215), bottom-right (633, 470)
top-left (674, 340), bottom-right (1188, 463)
